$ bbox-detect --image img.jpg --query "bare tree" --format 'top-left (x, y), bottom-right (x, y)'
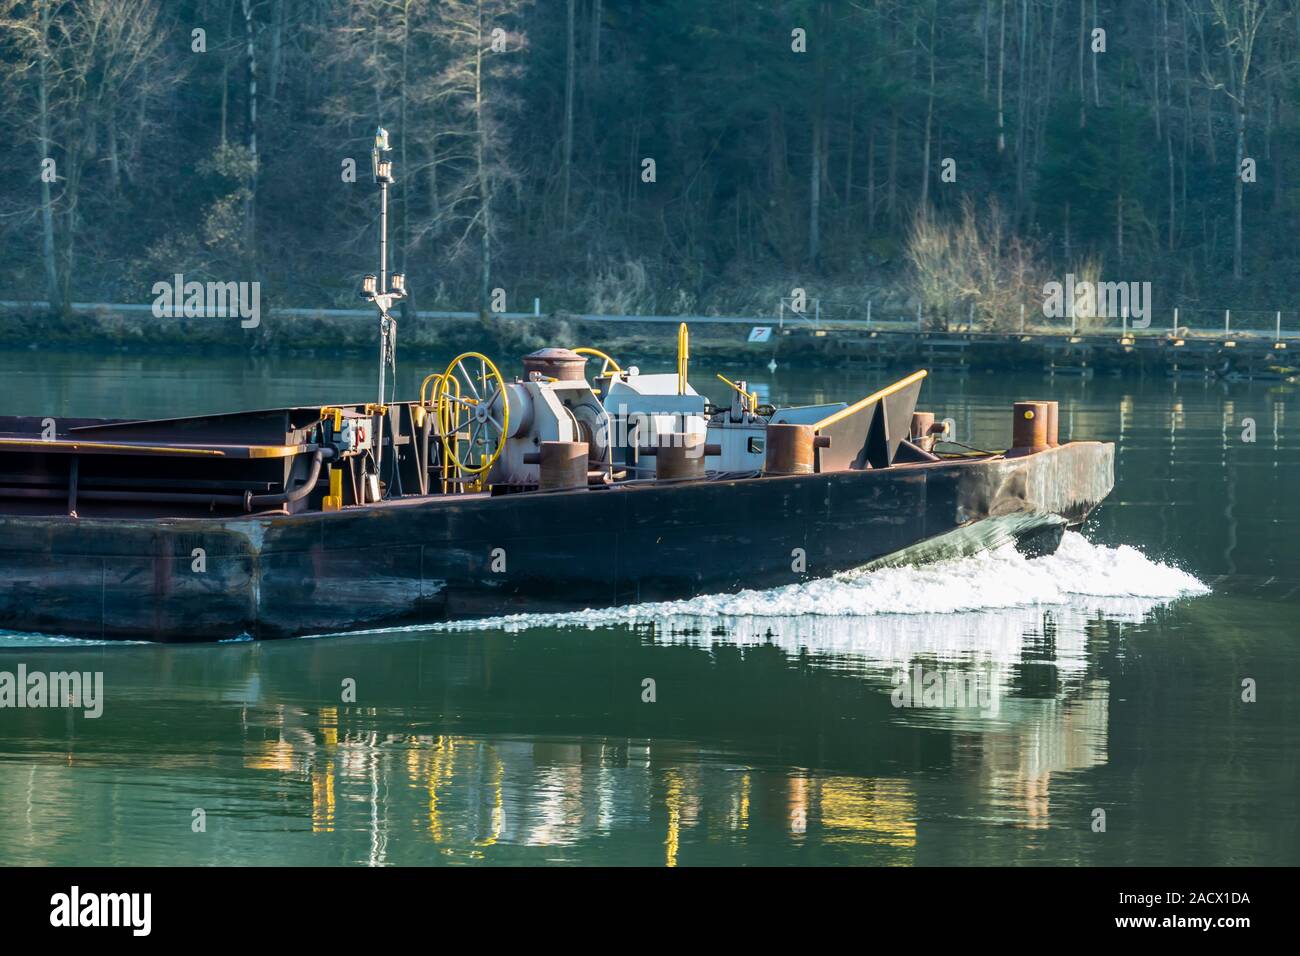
top-left (1206, 0), bottom-right (1270, 280)
top-left (0, 0), bottom-right (169, 310)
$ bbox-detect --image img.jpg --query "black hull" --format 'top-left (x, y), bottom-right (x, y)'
top-left (0, 442), bottom-right (1113, 642)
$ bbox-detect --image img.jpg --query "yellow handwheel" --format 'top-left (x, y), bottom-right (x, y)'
top-left (573, 347), bottom-right (622, 378)
top-left (432, 352), bottom-right (510, 478)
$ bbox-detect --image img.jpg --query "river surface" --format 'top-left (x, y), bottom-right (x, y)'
top-left (0, 348), bottom-right (1295, 866)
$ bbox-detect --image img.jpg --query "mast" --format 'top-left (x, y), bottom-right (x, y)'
top-left (360, 126), bottom-right (407, 477)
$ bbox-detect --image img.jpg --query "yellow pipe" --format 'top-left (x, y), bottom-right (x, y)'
top-left (420, 372), bottom-right (446, 406)
top-left (0, 438), bottom-right (225, 457)
top-left (433, 375), bottom-right (461, 494)
top-left (677, 323), bottom-right (689, 395)
top-left (811, 369), bottom-right (928, 431)
top-left (715, 374), bottom-right (757, 414)
top-left (572, 347), bottom-right (622, 374)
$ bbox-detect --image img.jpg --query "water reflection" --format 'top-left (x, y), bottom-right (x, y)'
top-left (0, 355), bottom-right (1295, 866)
top-left (0, 587), bottom-right (1172, 866)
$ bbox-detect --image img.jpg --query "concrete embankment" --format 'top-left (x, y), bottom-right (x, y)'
top-left (2, 303), bottom-right (1296, 378)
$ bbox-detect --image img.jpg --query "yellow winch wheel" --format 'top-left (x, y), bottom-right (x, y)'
top-left (431, 352), bottom-right (509, 476)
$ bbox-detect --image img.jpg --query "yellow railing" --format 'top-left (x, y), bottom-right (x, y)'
top-left (677, 322), bottom-right (689, 395)
top-left (419, 370), bottom-right (463, 494)
top-left (811, 369), bottom-right (928, 431)
top-left (715, 374), bottom-right (758, 414)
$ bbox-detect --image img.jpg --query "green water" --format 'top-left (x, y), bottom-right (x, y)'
top-left (0, 349), bottom-right (1296, 866)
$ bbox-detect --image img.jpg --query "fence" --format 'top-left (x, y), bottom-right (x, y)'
top-left (780, 296), bottom-right (1299, 339)
top-left (4, 297), bottom-right (1298, 340)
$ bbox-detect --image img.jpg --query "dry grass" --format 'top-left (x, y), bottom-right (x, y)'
top-left (906, 198), bottom-right (1044, 331)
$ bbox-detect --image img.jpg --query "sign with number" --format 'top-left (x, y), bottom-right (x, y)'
top-left (748, 326), bottom-right (772, 343)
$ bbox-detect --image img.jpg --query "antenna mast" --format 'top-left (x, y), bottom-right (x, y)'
top-left (359, 126), bottom-right (407, 474)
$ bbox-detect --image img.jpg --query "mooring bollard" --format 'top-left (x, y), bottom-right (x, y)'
top-left (524, 440), bottom-right (589, 490)
top-left (910, 411), bottom-right (937, 453)
top-left (764, 423), bottom-right (831, 475)
top-left (765, 423), bottom-right (815, 475)
top-left (1030, 400), bottom-right (1059, 446)
top-left (1009, 401), bottom-right (1050, 455)
top-left (638, 434), bottom-right (720, 480)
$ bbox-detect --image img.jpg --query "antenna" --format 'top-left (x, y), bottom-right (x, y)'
top-left (359, 125), bottom-right (408, 476)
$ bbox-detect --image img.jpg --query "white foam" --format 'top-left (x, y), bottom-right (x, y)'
top-left (420, 531), bottom-right (1208, 635)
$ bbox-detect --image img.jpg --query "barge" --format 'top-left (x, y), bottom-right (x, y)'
top-left (0, 130), bottom-right (1114, 643)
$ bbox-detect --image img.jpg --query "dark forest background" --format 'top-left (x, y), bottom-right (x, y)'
top-left (0, 0), bottom-right (1296, 327)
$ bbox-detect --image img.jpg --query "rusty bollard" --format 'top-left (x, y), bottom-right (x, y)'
top-left (639, 434), bottom-right (721, 480)
top-left (1031, 400), bottom-right (1060, 446)
top-left (910, 411), bottom-right (937, 453)
top-left (1009, 401), bottom-right (1049, 456)
top-left (524, 440), bottom-right (589, 490)
top-left (765, 423), bottom-right (831, 475)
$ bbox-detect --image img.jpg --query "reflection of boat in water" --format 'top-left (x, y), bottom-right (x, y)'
top-left (2, 530), bottom-right (1210, 863)
top-left (0, 130), bottom-right (1113, 643)
top-left (2, 567), bottom-right (1163, 863)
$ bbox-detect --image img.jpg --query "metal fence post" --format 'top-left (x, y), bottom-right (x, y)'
top-left (533, 297), bottom-right (540, 317)
top-left (815, 297), bottom-right (820, 329)
top-left (916, 302), bottom-right (922, 331)
top-left (1020, 303), bottom-right (1025, 332)
top-left (1225, 309), bottom-right (1230, 334)
top-left (867, 299), bottom-right (872, 328)
top-left (1277, 310), bottom-right (1282, 341)
top-left (1172, 307), bottom-right (1177, 337)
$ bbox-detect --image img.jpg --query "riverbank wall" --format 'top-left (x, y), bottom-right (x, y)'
top-left (2, 302), bottom-right (1296, 379)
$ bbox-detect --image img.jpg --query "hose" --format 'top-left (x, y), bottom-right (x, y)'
top-left (245, 447), bottom-right (335, 512)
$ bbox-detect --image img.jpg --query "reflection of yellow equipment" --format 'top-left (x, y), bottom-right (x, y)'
top-left (677, 322), bottom-right (689, 395)
top-left (715, 374), bottom-right (758, 415)
top-left (430, 352), bottom-right (509, 486)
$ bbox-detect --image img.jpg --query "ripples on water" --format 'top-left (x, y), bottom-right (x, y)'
top-left (0, 355), bottom-right (1294, 866)
top-left (0, 532), bottom-right (1217, 866)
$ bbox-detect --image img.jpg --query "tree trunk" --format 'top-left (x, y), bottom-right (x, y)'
top-left (844, 94), bottom-right (855, 226)
top-left (1014, 0), bottom-right (1027, 215)
top-left (1091, 0), bottom-right (1100, 106)
top-left (1163, 0), bottom-right (1175, 250)
top-left (1077, 0), bottom-right (1086, 127)
top-left (809, 108), bottom-right (821, 262)
top-left (1116, 192), bottom-right (1123, 262)
top-left (36, 0), bottom-right (60, 309)
top-left (996, 0), bottom-right (1006, 152)
top-left (983, 0), bottom-right (991, 98)
top-left (867, 123), bottom-right (876, 232)
top-left (562, 0), bottom-right (575, 228)
top-left (242, 0), bottom-right (259, 269)
top-left (887, 108), bottom-right (899, 228)
top-left (1233, 101), bottom-right (1244, 279)
top-left (920, 11), bottom-right (935, 210)
top-left (476, 1), bottom-right (491, 317)
top-left (269, 0), bottom-right (284, 102)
